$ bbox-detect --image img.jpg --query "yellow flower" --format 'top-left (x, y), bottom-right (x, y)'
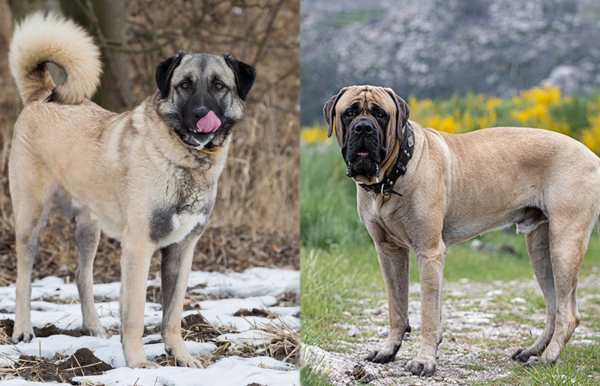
top-left (582, 125), bottom-right (600, 154)
top-left (301, 126), bottom-right (329, 143)
top-left (520, 86), bottom-right (560, 105)
top-left (429, 116), bottom-right (457, 133)
top-left (476, 116), bottom-right (490, 129)
top-left (486, 97), bottom-right (501, 110)
top-left (462, 112), bottom-right (473, 132)
top-left (513, 104), bottom-right (547, 123)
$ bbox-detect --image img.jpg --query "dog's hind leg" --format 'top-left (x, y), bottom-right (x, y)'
top-left (534, 222), bottom-right (589, 366)
top-left (511, 223), bottom-right (556, 362)
top-left (160, 234), bottom-right (203, 368)
top-left (75, 210), bottom-right (105, 337)
top-left (10, 175), bottom-right (52, 343)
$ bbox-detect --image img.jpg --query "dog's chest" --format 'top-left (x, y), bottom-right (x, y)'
top-left (360, 195), bottom-right (413, 245)
top-left (163, 211), bottom-right (208, 247)
top-left (149, 175), bottom-right (215, 247)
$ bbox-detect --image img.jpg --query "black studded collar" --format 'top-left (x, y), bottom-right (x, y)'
top-left (359, 122), bottom-right (415, 197)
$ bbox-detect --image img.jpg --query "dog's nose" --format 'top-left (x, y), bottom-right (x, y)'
top-left (353, 120), bottom-right (374, 134)
top-left (192, 107), bottom-right (209, 121)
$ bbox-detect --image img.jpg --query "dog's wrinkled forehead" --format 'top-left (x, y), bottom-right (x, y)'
top-left (337, 86), bottom-right (396, 113)
top-left (172, 54), bottom-right (236, 87)
top-left (335, 86), bottom-right (397, 140)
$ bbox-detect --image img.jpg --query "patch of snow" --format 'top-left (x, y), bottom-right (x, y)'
top-left (184, 296), bottom-right (299, 331)
top-left (186, 268), bottom-right (299, 298)
top-left (269, 306), bottom-right (300, 317)
top-left (75, 356), bottom-right (298, 386)
top-left (217, 330), bottom-right (278, 346)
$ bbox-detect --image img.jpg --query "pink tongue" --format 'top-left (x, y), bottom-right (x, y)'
top-left (358, 152), bottom-right (369, 156)
top-left (195, 111), bottom-right (221, 133)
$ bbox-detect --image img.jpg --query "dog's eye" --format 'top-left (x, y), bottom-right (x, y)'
top-left (180, 82), bottom-right (190, 90)
top-left (377, 112), bottom-right (384, 118)
top-left (215, 82), bottom-right (225, 91)
top-left (346, 111), bottom-right (354, 117)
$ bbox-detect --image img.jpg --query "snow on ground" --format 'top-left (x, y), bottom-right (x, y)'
top-left (75, 357), bottom-right (297, 386)
top-left (0, 267), bottom-right (300, 386)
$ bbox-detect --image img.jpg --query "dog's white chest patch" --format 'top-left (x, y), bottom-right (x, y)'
top-left (159, 212), bottom-right (207, 247)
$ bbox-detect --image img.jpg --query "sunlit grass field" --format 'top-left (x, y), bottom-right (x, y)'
top-left (301, 87), bottom-right (600, 384)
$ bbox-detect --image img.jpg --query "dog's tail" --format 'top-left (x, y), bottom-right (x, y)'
top-left (9, 12), bottom-right (101, 105)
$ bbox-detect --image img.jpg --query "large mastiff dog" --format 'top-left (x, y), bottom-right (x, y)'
top-left (324, 85), bottom-right (600, 376)
top-left (9, 13), bottom-right (255, 368)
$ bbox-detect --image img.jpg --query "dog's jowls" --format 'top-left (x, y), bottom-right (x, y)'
top-left (324, 85), bottom-right (600, 376)
top-left (9, 12), bottom-right (255, 368)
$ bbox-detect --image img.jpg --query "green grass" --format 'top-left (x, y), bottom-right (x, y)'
top-left (301, 141), bottom-right (600, 382)
top-left (300, 142), bottom-right (372, 249)
top-left (301, 245), bottom-right (384, 348)
top-left (476, 344), bottom-right (600, 385)
top-left (301, 364), bottom-right (333, 386)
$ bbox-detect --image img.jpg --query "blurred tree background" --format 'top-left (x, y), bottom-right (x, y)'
top-left (0, 0), bottom-right (299, 283)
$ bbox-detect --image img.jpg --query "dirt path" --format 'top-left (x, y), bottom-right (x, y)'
top-left (304, 271), bottom-right (600, 385)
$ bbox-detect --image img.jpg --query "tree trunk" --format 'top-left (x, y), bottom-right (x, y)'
top-left (8, 0), bottom-right (59, 21)
top-left (59, 0), bottom-right (132, 111)
top-left (90, 0), bottom-right (133, 112)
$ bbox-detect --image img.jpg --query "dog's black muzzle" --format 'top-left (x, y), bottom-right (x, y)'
top-left (343, 118), bottom-right (384, 178)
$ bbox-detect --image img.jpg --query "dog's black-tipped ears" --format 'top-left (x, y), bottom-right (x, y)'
top-left (323, 87), bottom-right (348, 138)
top-left (155, 50), bottom-right (186, 99)
top-left (223, 52), bottom-right (256, 101)
top-left (385, 88), bottom-right (410, 140)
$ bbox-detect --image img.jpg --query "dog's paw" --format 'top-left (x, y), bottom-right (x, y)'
top-left (365, 349), bottom-right (396, 363)
top-left (511, 348), bottom-right (531, 362)
top-left (405, 357), bottom-right (436, 377)
top-left (165, 345), bottom-right (203, 368)
top-left (174, 353), bottom-right (203, 368)
top-left (131, 361), bottom-right (160, 369)
top-left (82, 325), bottom-right (107, 339)
top-left (523, 356), bottom-right (543, 367)
top-left (12, 325), bottom-right (35, 344)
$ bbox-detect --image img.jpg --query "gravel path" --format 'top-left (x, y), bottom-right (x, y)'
top-left (304, 271), bottom-right (600, 385)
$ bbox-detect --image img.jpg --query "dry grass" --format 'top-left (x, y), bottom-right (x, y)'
top-left (261, 318), bottom-right (300, 363)
top-left (0, 348), bottom-right (112, 383)
top-left (0, 0), bottom-right (299, 281)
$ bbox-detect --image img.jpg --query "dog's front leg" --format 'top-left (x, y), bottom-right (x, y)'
top-left (365, 242), bottom-right (410, 363)
top-left (406, 240), bottom-right (445, 377)
top-left (160, 234), bottom-right (202, 368)
top-left (120, 234), bottom-right (158, 369)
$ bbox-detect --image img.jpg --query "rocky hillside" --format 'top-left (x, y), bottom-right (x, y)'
top-left (301, 0), bottom-right (600, 125)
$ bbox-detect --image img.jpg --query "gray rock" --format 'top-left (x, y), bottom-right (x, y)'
top-left (301, 0), bottom-right (600, 125)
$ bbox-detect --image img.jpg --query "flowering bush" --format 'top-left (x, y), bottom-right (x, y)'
top-left (301, 86), bottom-right (600, 155)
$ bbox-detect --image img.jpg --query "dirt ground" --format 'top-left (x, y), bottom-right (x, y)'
top-left (304, 272), bottom-right (600, 385)
top-left (0, 224), bottom-right (299, 286)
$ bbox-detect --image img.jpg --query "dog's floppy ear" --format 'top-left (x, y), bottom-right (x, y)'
top-left (323, 87), bottom-right (348, 138)
top-left (385, 88), bottom-right (410, 140)
top-left (223, 52), bottom-right (256, 101)
top-left (155, 50), bottom-right (186, 99)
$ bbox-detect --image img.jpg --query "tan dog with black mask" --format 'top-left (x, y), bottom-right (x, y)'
top-left (9, 13), bottom-right (255, 368)
top-left (324, 85), bottom-right (600, 376)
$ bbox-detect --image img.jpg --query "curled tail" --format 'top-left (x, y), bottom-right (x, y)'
top-left (9, 12), bottom-right (101, 105)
